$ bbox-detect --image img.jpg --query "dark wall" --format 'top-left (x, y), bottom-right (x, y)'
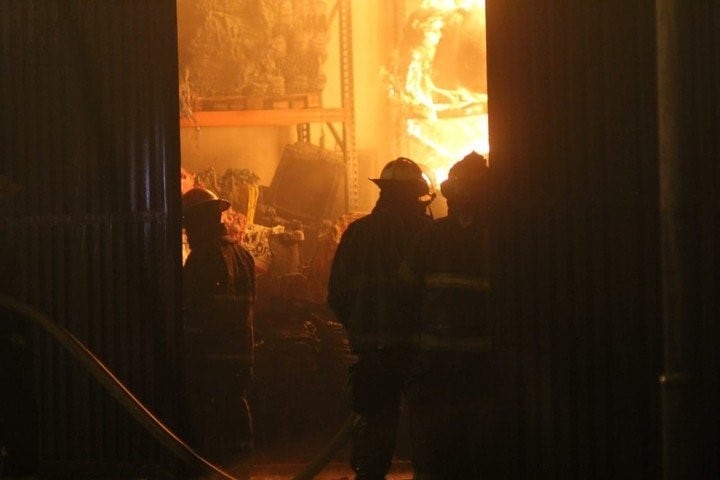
top-left (0, 1), bottom-right (182, 476)
top-left (486, 2), bottom-right (661, 478)
top-left (656, 1), bottom-right (720, 478)
top-left (486, 1), bottom-right (719, 478)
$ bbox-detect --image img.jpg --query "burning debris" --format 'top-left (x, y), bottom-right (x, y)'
top-left (388, 0), bottom-right (489, 183)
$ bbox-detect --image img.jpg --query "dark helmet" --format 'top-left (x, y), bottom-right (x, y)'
top-left (440, 151), bottom-right (489, 204)
top-left (370, 157), bottom-right (435, 201)
top-left (181, 187), bottom-right (230, 219)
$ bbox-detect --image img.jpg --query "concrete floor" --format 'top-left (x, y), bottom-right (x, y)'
top-left (202, 428), bottom-right (415, 480)
top-left (220, 411), bottom-right (416, 480)
top-left (244, 460), bottom-right (413, 480)
top-left (229, 445), bottom-right (413, 479)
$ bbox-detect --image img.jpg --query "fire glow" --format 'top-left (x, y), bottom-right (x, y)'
top-left (395, 0), bottom-right (488, 183)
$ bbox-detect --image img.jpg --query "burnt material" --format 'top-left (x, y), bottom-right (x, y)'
top-left (265, 142), bottom-right (347, 225)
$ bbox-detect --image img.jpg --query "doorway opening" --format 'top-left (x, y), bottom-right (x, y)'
top-left (176, 0), bottom-right (488, 475)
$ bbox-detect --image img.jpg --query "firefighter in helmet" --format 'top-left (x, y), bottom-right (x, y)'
top-left (327, 157), bottom-right (435, 480)
top-left (181, 187), bottom-right (256, 463)
top-left (401, 151), bottom-right (503, 479)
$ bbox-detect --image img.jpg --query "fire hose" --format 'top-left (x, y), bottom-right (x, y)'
top-left (0, 294), bottom-right (360, 480)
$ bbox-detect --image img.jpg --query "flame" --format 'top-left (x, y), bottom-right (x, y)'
top-left (394, 0), bottom-right (488, 184)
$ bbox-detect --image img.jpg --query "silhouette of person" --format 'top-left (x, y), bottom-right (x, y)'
top-left (401, 152), bottom-right (503, 479)
top-left (181, 187), bottom-right (255, 463)
top-left (328, 158), bottom-right (435, 480)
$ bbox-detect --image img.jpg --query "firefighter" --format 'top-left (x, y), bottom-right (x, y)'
top-left (327, 157), bottom-right (435, 480)
top-left (181, 187), bottom-right (256, 464)
top-left (401, 151), bottom-right (503, 479)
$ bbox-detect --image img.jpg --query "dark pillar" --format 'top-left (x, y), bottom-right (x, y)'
top-left (656, 1), bottom-right (720, 478)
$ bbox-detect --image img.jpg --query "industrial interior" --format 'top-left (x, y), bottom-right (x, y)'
top-left (176, 0), bottom-right (488, 466)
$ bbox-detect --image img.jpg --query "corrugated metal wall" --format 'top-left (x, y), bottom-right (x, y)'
top-left (486, 2), bottom-right (662, 478)
top-left (0, 1), bottom-right (182, 476)
top-left (656, 1), bottom-right (720, 478)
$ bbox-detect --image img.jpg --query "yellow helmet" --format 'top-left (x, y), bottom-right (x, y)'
top-left (370, 157), bottom-right (433, 199)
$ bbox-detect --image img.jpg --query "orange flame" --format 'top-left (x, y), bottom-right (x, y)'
top-left (393, 0), bottom-right (488, 184)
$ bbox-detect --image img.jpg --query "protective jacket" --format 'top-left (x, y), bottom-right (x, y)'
top-left (327, 199), bottom-right (432, 353)
top-left (401, 215), bottom-right (491, 353)
top-left (401, 214), bottom-right (500, 478)
top-left (182, 223), bottom-right (255, 460)
top-left (327, 195), bottom-right (433, 480)
top-left (183, 224), bottom-right (255, 366)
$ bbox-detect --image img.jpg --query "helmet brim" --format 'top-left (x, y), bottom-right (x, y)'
top-left (369, 177), bottom-right (423, 188)
top-left (369, 177), bottom-right (432, 198)
top-left (216, 198), bottom-right (231, 212)
top-left (184, 197), bottom-right (231, 215)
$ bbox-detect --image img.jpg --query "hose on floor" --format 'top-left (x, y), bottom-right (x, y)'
top-left (0, 294), bottom-right (359, 480)
top-left (290, 412), bottom-right (361, 480)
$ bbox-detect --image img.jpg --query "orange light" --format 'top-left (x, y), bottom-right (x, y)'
top-left (392, 0), bottom-right (488, 185)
